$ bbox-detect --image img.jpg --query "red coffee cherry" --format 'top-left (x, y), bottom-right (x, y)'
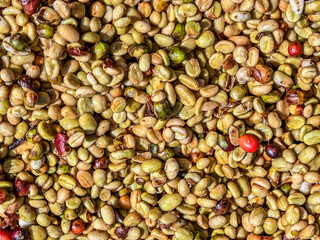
top-left (71, 219), bottom-right (85, 235)
top-left (0, 229), bottom-right (12, 240)
top-left (239, 134), bottom-right (259, 153)
top-left (288, 41), bottom-right (303, 57)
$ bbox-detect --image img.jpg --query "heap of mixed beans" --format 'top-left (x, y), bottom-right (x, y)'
top-left (1, 0), bottom-right (320, 239)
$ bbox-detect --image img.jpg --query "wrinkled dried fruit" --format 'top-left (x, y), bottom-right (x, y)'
top-left (265, 143), bottom-right (281, 158)
top-left (223, 56), bottom-right (236, 71)
top-left (0, 189), bottom-right (8, 204)
top-left (12, 228), bottom-right (26, 240)
top-left (71, 219), bottom-right (84, 235)
top-left (54, 133), bottom-right (69, 156)
top-left (67, 46), bottom-right (90, 56)
top-left (159, 222), bottom-right (171, 229)
top-left (93, 157), bottom-right (108, 169)
top-left (114, 227), bottom-right (130, 239)
top-left (18, 75), bottom-right (37, 91)
top-left (143, 65), bottom-right (153, 76)
top-left (218, 135), bottom-right (235, 152)
top-left (244, 203), bottom-right (259, 212)
top-left (285, 89), bottom-right (305, 105)
top-left (213, 198), bottom-right (230, 215)
top-left (252, 64), bottom-right (273, 84)
top-left (20, 0), bottom-right (40, 16)
top-left (146, 96), bottom-right (156, 118)
top-left (1, 213), bottom-right (19, 230)
top-left (295, 105), bottom-right (304, 115)
top-left (8, 139), bottom-right (25, 150)
top-left (15, 178), bottom-right (30, 196)
top-left (103, 58), bottom-right (117, 69)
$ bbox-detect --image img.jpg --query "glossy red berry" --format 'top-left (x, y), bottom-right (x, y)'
top-left (239, 134), bottom-right (259, 153)
top-left (288, 41), bottom-right (303, 57)
top-left (71, 219), bottom-right (84, 235)
top-left (0, 229), bottom-right (12, 240)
